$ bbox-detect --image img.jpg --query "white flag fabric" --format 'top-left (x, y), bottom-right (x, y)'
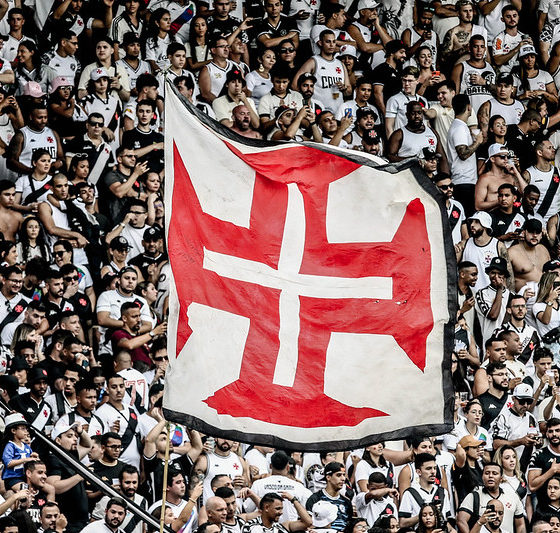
top-left (163, 83), bottom-right (455, 450)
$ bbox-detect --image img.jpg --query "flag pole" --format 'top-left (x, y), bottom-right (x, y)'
top-left (159, 422), bottom-right (171, 533)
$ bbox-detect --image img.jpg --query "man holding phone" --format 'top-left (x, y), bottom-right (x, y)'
top-left (470, 500), bottom-right (505, 533)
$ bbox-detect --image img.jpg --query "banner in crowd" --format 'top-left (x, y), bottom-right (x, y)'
top-left (163, 83), bottom-right (455, 450)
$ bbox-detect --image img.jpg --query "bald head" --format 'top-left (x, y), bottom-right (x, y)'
top-left (206, 496), bottom-right (227, 524)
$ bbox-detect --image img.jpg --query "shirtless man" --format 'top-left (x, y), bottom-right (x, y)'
top-left (229, 105), bottom-right (262, 139)
top-left (0, 180), bottom-right (23, 241)
top-left (475, 143), bottom-right (527, 211)
top-left (508, 218), bottom-right (550, 291)
top-left (440, 0), bottom-right (486, 67)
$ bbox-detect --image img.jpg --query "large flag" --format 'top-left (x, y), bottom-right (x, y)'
top-left (163, 84), bottom-right (455, 450)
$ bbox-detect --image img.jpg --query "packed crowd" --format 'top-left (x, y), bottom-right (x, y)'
top-left (1, 0), bottom-right (560, 532)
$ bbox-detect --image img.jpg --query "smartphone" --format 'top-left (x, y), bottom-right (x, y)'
top-left (487, 504), bottom-right (495, 512)
top-left (344, 108), bottom-right (352, 118)
top-left (554, 281), bottom-right (560, 289)
top-left (432, 70), bottom-right (440, 77)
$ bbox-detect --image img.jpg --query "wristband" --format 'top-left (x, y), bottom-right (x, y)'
top-left (189, 498), bottom-right (197, 504)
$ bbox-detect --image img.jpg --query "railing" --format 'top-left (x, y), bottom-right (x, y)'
top-left (0, 398), bottom-right (173, 532)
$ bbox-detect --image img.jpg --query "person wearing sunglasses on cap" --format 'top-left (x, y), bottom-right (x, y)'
top-left (491, 382), bottom-right (540, 470)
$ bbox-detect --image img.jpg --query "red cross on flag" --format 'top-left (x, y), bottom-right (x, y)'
top-left (163, 83), bottom-right (454, 450)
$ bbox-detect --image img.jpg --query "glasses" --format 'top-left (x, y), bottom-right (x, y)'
top-left (54, 250), bottom-right (66, 257)
top-left (280, 48), bottom-right (295, 53)
top-left (105, 444), bottom-right (123, 449)
top-left (64, 275), bottom-right (79, 282)
top-left (495, 154), bottom-right (508, 159)
top-left (355, 526), bottom-right (369, 531)
top-left (88, 121), bottom-right (103, 127)
top-left (438, 184), bottom-right (454, 190)
top-left (516, 398), bottom-right (532, 405)
top-left (154, 356), bottom-right (169, 362)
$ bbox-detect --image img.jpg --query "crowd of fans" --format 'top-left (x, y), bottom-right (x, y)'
top-left (2, 0), bottom-right (560, 532)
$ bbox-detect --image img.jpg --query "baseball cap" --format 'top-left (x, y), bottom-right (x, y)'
top-left (323, 462), bottom-right (344, 478)
top-left (362, 129), bottom-right (380, 146)
top-left (496, 73), bottom-right (514, 86)
top-left (458, 435), bottom-right (483, 448)
top-left (4, 413), bottom-right (29, 431)
top-left (485, 256), bottom-right (509, 276)
top-left (523, 218), bottom-right (543, 233)
top-left (297, 72), bottom-right (317, 86)
top-left (226, 69), bottom-right (246, 85)
top-left (420, 147), bottom-right (442, 160)
top-left (51, 421), bottom-right (79, 440)
top-left (312, 501), bottom-right (338, 528)
top-left (356, 107), bottom-right (378, 121)
top-left (90, 67), bottom-right (110, 81)
top-left (338, 45), bottom-right (358, 59)
top-left (487, 143), bottom-right (509, 160)
top-left (9, 357), bottom-right (29, 372)
top-left (544, 259), bottom-right (560, 272)
top-left (27, 366), bottom-right (49, 384)
top-left (357, 0), bottom-right (380, 10)
top-left (385, 40), bottom-right (406, 56)
top-left (110, 236), bottom-right (131, 250)
top-left (122, 31), bottom-right (141, 47)
top-left (144, 226), bottom-right (163, 241)
top-left (513, 383), bottom-right (533, 399)
top-left (49, 76), bottom-right (74, 95)
top-left (468, 211), bottom-right (493, 232)
top-left (519, 44), bottom-right (537, 58)
top-left (23, 81), bottom-right (45, 98)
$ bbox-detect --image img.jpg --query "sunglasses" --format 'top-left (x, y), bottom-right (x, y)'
top-left (88, 121), bottom-right (103, 127)
top-left (154, 356), bottom-right (169, 362)
top-left (438, 184), bottom-right (454, 190)
top-left (516, 398), bottom-right (532, 405)
top-left (64, 275), bottom-right (79, 282)
top-left (280, 48), bottom-right (295, 53)
top-left (54, 250), bottom-right (67, 257)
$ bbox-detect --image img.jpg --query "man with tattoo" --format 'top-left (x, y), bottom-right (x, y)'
top-left (492, 5), bottom-right (532, 73)
top-left (441, 0), bottom-right (487, 68)
top-left (477, 73), bottom-right (524, 137)
top-left (475, 144), bottom-right (528, 211)
top-left (447, 94), bottom-right (483, 215)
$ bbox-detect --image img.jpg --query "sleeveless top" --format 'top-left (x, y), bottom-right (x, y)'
top-left (463, 237), bottom-right (500, 292)
top-left (398, 126), bottom-right (438, 157)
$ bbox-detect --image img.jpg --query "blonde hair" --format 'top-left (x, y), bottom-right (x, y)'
top-left (493, 445), bottom-right (522, 482)
top-left (536, 271), bottom-right (558, 303)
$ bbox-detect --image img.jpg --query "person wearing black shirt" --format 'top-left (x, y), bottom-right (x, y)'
top-left (505, 108), bottom-right (543, 171)
top-left (121, 99), bottom-right (164, 173)
top-left (9, 367), bottom-right (53, 431)
top-left (47, 422), bottom-right (92, 533)
top-left (87, 432), bottom-right (125, 505)
top-left (477, 362), bottom-right (510, 429)
top-left (254, 0), bottom-right (300, 53)
top-left (371, 39), bottom-right (407, 117)
top-left (490, 183), bottom-right (526, 245)
top-left (528, 418), bottom-right (560, 505)
top-left (451, 435), bottom-right (485, 504)
top-left (129, 225), bottom-right (168, 281)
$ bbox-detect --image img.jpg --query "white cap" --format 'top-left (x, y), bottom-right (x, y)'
top-left (513, 383), bottom-right (534, 399)
top-left (519, 44), bottom-right (537, 58)
top-left (52, 421), bottom-right (78, 439)
top-left (357, 0), bottom-right (380, 10)
top-left (487, 143), bottom-right (509, 159)
top-left (312, 501), bottom-right (339, 528)
top-left (90, 67), bottom-right (110, 81)
top-left (4, 412), bottom-right (28, 431)
top-left (338, 45), bottom-right (358, 59)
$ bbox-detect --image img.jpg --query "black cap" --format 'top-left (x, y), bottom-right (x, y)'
top-left (323, 461), bottom-right (344, 478)
top-left (144, 226), bottom-right (163, 241)
top-left (226, 69), bottom-right (246, 85)
top-left (421, 147), bottom-right (442, 160)
top-left (118, 266), bottom-right (137, 277)
top-left (122, 31), bottom-right (141, 47)
top-left (27, 366), bottom-right (49, 384)
top-left (298, 72), bottom-right (317, 86)
top-left (523, 218), bottom-right (543, 233)
top-left (356, 107), bottom-right (378, 121)
top-left (9, 357), bottom-right (29, 372)
top-left (362, 129), bottom-right (380, 145)
top-left (110, 236), bottom-right (131, 251)
top-left (544, 259), bottom-right (560, 272)
top-left (485, 257), bottom-right (510, 276)
top-left (497, 72), bottom-right (514, 86)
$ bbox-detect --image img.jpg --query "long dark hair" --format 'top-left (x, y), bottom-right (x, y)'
top-left (17, 216), bottom-right (50, 263)
top-left (417, 503), bottom-right (445, 533)
top-left (188, 15), bottom-right (209, 61)
top-left (16, 40), bottom-right (43, 78)
top-left (362, 444), bottom-right (388, 468)
top-left (143, 8), bottom-right (176, 54)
